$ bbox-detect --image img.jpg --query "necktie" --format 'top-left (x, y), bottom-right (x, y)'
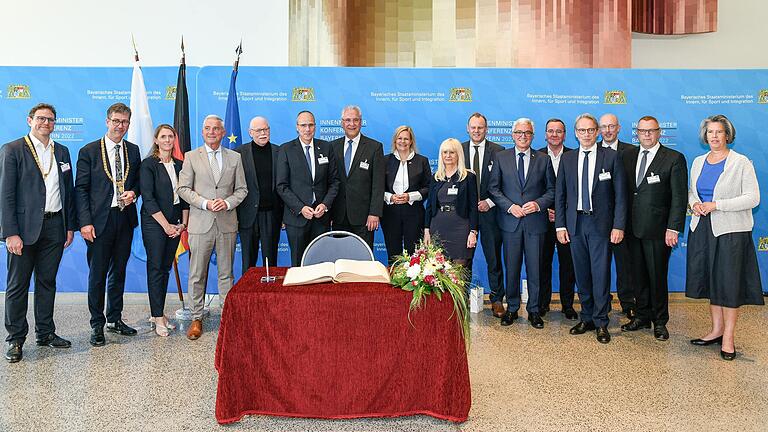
top-left (345, 139), bottom-right (353, 175)
top-left (581, 151), bottom-right (591, 212)
top-left (472, 145), bottom-right (481, 195)
top-left (636, 149), bottom-right (649, 187)
top-left (114, 145), bottom-right (123, 183)
top-left (304, 145), bottom-right (313, 178)
top-left (210, 150), bottom-right (221, 183)
top-left (518, 152), bottom-right (526, 187)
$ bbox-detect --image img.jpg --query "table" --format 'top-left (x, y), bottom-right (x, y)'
top-left (214, 267), bottom-right (471, 424)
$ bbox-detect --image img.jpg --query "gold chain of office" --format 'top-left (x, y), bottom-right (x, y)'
top-left (100, 138), bottom-right (130, 192)
top-left (24, 135), bottom-right (54, 179)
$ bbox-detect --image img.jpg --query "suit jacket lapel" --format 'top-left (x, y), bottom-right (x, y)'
top-left (348, 137), bottom-right (366, 177)
top-left (626, 148), bottom-right (639, 192)
top-left (198, 146), bottom-right (216, 185)
top-left (592, 147), bottom-right (605, 194)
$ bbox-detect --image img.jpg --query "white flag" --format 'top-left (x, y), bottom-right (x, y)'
top-left (128, 60), bottom-right (154, 158)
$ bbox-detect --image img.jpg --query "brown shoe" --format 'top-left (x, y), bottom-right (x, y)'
top-left (187, 319), bottom-right (202, 340)
top-left (491, 301), bottom-right (505, 318)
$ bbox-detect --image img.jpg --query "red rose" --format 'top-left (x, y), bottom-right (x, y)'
top-left (410, 256), bottom-right (421, 266)
top-left (425, 275), bottom-right (436, 285)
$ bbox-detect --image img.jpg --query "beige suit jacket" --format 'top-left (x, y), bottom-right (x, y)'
top-left (177, 145), bottom-right (248, 234)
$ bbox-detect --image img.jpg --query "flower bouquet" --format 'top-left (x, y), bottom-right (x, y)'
top-left (390, 240), bottom-right (470, 342)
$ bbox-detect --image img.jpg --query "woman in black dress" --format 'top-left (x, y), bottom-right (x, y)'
top-left (424, 138), bottom-right (478, 268)
top-left (381, 126), bottom-right (431, 263)
top-left (140, 124), bottom-right (189, 337)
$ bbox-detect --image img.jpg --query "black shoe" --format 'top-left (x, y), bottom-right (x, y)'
top-left (563, 308), bottom-right (579, 320)
top-left (36, 333), bottom-right (72, 348)
top-left (690, 336), bottom-right (723, 346)
top-left (90, 328), bottom-right (106, 347)
top-left (528, 313), bottom-right (544, 329)
top-left (624, 308), bottom-right (636, 320)
top-left (620, 319), bottom-right (651, 332)
top-left (596, 326), bottom-right (611, 344)
top-left (106, 320), bottom-right (137, 336)
top-left (5, 341), bottom-right (23, 363)
top-left (654, 325), bottom-right (670, 341)
top-left (539, 305), bottom-right (550, 317)
top-left (720, 349), bottom-right (737, 361)
top-left (500, 311), bottom-right (518, 326)
top-left (570, 321), bottom-right (596, 335)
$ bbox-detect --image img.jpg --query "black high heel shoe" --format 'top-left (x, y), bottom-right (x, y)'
top-left (690, 335), bottom-right (723, 346)
top-left (720, 349), bottom-right (736, 361)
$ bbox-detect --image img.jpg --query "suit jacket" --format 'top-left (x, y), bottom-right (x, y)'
top-left (487, 148), bottom-right (555, 234)
top-left (176, 146), bottom-right (247, 235)
top-left (75, 138), bottom-right (141, 234)
top-left (331, 134), bottom-right (385, 225)
top-left (384, 152), bottom-right (431, 201)
top-left (139, 156), bottom-right (189, 224)
top-left (555, 145), bottom-right (627, 236)
top-left (425, 171), bottom-right (478, 231)
top-left (599, 139), bottom-right (635, 155)
top-left (0, 136), bottom-right (77, 243)
top-left (276, 138), bottom-right (340, 227)
top-left (235, 141), bottom-right (283, 229)
top-left (623, 144), bottom-right (688, 239)
top-left (462, 139), bottom-right (504, 201)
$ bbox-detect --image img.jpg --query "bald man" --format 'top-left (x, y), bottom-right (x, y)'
top-left (235, 116), bottom-right (283, 270)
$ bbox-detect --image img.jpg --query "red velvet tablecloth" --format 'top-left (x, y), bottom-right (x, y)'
top-left (214, 267), bottom-right (471, 424)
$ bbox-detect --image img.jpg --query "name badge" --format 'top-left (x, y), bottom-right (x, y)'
top-left (359, 160), bottom-right (370, 170)
top-left (647, 173), bottom-right (660, 184)
top-left (598, 170), bottom-right (612, 181)
top-left (317, 156), bottom-right (329, 165)
top-left (447, 185), bottom-right (459, 195)
top-left (60, 162), bottom-right (71, 172)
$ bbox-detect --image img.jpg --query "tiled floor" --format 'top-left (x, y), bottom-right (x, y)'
top-left (1, 293), bottom-right (766, 431)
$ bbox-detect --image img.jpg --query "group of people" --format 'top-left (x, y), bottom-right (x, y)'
top-left (0, 102), bottom-right (762, 364)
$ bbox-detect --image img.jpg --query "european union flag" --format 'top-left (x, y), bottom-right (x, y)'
top-left (222, 69), bottom-right (242, 150)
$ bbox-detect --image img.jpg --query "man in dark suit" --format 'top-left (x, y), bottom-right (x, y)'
top-left (461, 112), bottom-right (505, 318)
top-left (75, 103), bottom-right (141, 347)
top-left (620, 115), bottom-right (688, 341)
top-left (488, 118), bottom-right (555, 329)
top-left (598, 113), bottom-right (636, 318)
top-left (330, 106), bottom-right (384, 250)
top-left (236, 116), bottom-right (283, 270)
top-left (537, 118), bottom-right (578, 320)
top-left (276, 111), bottom-right (340, 266)
top-left (555, 113), bottom-right (627, 344)
top-left (0, 103), bottom-right (77, 363)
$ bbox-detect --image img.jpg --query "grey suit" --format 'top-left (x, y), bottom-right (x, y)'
top-left (177, 145), bottom-right (247, 319)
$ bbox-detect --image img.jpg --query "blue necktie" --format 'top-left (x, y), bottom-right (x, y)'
top-left (304, 145), bottom-right (313, 177)
top-left (345, 139), bottom-right (353, 174)
top-left (517, 152), bottom-right (525, 187)
top-left (581, 151), bottom-right (591, 212)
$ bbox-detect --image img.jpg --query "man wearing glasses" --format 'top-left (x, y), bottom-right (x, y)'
top-left (598, 113), bottom-right (636, 319)
top-left (1, 103), bottom-right (77, 362)
top-left (75, 103), bottom-right (142, 347)
top-left (276, 111), bottom-right (340, 266)
top-left (235, 116), bottom-right (283, 271)
top-left (537, 118), bottom-right (578, 320)
top-left (555, 113), bottom-right (627, 344)
top-left (487, 118), bottom-right (555, 329)
top-left (620, 116), bottom-right (687, 341)
top-left (330, 105), bottom-right (384, 250)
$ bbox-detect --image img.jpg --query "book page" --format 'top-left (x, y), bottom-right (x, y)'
top-left (282, 262), bottom-right (336, 286)
top-left (333, 259), bottom-right (391, 284)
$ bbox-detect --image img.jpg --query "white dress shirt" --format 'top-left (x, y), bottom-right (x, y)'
top-left (343, 134), bottom-right (360, 168)
top-left (105, 135), bottom-right (126, 208)
top-left (577, 146), bottom-right (597, 211)
top-left (602, 140), bottom-right (618, 151)
top-left (301, 139), bottom-right (316, 203)
top-left (546, 146), bottom-right (564, 177)
top-left (470, 140), bottom-right (495, 208)
top-left (29, 134), bottom-right (62, 212)
top-left (635, 142), bottom-right (660, 182)
top-left (162, 161), bottom-right (180, 205)
top-left (384, 151), bottom-right (422, 205)
top-left (200, 143), bottom-right (231, 211)
top-left (516, 147), bottom-right (531, 180)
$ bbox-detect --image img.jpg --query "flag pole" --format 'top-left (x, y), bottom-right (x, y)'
top-left (173, 35), bottom-right (192, 321)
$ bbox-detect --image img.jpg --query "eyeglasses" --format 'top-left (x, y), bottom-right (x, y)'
top-left (250, 127), bottom-right (270, 134)
top-left (513, 130), bottom-right (534, 137)
top-left (600, 124), bottom-right (619, 131)
top-left (33, 115), bottom-right (56, 124)
top-left (576, 128), bottom-right (598, 135)
top-left (109, 118), bottom-right (130, 127)
top-left (297, 123), bottom-right (315, 129)
top-left (342, 118), bottom-right (361, 124)
top-left (546, 129), bottom-right (564, 135)
top-left (637, 128), bottom-right (660, 135)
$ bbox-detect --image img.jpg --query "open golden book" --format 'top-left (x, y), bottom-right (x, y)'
top-left (282, 259), bottom-right (391, 286)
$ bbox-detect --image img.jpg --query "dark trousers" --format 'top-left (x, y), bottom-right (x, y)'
top-left (4, 212), bottom-right (64, 343)
top-left (86, 208), bottom-right (133, 329)
top-left (610, 239), bottom-right (635, 311)
top-left (627, 234), bottom-right (671, 326)
top-left (381, 203), bottom-right (423, 264)
top-left (570, 214), bottom-right (612, 327)
top-left (501, 226), bottom-right (543, 314)
top-left (333, 212), bottom-right (375, 251)
top-left (540, 221), bottom-right (576, 310)
top-left (240, 209), bottom-right (281, 270)
top-left (141, 207), bottom-right (181, 318)
top-left (285, 219), bottom-right (330, 266)
top-left (477, 209), bottom-right (504, 303)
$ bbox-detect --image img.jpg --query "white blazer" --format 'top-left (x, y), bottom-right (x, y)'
top-left (688, 149), bottom-right (760, 236)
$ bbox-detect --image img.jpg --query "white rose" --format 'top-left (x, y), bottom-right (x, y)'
top-left (406, 264), bottom-right (421, 279)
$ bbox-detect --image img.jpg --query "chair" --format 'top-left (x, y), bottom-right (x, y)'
top-left (300, 231), bottom-right (374, 266)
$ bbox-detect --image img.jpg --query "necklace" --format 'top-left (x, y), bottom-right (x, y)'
top-left (24, 135), bottom-right (54, 179)
top-left (100, 137), bottom-right (130, 193)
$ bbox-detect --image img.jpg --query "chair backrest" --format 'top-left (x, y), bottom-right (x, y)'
top-left (300, 230), bottom-right (375, 266)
